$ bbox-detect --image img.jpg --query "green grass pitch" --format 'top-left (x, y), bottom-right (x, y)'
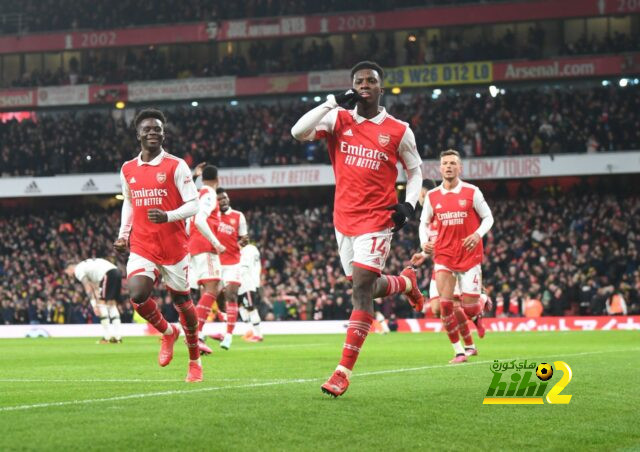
top-left (1, 330), bottom-right (639, 451)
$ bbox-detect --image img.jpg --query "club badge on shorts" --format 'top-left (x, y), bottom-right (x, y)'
top-left (378, 133), bottom-right (390, 147)
top-left (156, 172), bottom-right (167, 184)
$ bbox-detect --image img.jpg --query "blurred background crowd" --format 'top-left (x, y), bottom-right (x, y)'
top-left (1, 84), bottom-right (638, 177)
top-left (2, 180), bottom-right (638, 325)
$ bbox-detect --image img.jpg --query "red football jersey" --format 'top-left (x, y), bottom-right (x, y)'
top-left (315, 108), bottom-right (421, 236)
top-left (217, 208), bottom-right (247, 265)
top-left (425, 181), bottom-right (487, 272)
top-left (188, 185), bottom-right (221, 256)
top-left (120, 150), bottom-right (197, 265)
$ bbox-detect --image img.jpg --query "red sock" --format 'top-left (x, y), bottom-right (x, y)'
top-left (131, 298), bottom-right (169, 334)
top-left (226, 301), bottom-right (238, 334)
top-left (175, 300), bottom-right (200, 361)
top-left (383, 275), bottom-right (408, 296)
top-left (462, 300), bottom-right (482, 319)
top-left (196, 292), bottom-right (216, 332)
top-left (454, 306), bottom-right (474, 346)
top-left (339, 310), bottom-right (374, 371)
top-left (440, 299), bottom-right (460, 344)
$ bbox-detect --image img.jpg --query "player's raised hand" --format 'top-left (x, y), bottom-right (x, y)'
top-left (334, 89), bottom-right (363, 109)
top-left (385, 202), bottom-right (414, 232)
top-left (462, 232), bottom-right (481, 252)
top-left (410, 252), bottom-right (427, 266)
top-left (193, 162), bottom-right (207, 178)
top-left (147, 209), bottom-right (168, 223)
top-left (113, 238), bottom-right (128, 254)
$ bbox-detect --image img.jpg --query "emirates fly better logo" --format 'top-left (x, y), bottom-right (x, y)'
top-left (483, 360), bottom-right (573, 405)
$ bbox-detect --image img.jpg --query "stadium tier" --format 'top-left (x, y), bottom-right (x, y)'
top-left (1, 83), bottom-right (639, 176)
top-left (2, 182), bottom-right (639, 325)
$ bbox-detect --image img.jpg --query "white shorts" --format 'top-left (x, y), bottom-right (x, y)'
top-left (126, 253), bottom-right (190, 294)
top-left (335, 228), bottom-right (393, 278)
top-left (221, 264), bottom-right (242, 287)
top-left (429, 276), bottom-right (461, 300)
top-left (433, 263), bottom-right (482, 297)
top-left (189, 252), bottom-right (222, 287)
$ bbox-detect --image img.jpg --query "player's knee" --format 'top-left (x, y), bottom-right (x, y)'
top-left (129, 289), bottom-right (148, 305)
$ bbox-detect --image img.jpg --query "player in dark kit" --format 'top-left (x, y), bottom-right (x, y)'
top-left (114, 108), bottom-right (203, 382)
top-left (292, 61), bottom-right (424, 397)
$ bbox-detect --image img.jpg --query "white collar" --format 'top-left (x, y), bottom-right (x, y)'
top-left (137, 149), bottom-right (166, 166)
top-left (351, 107), bottom-right (387, 125)
top-left (440, 179), bottom-right (464, 194)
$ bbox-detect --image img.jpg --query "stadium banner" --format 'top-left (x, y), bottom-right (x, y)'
top-left (128, 77), bottom-right (236, 102)
top-left (3, 152), bottom-right (640, 197)
top-left (494, 55), bottom-right (627, 81)
top-left (386, 61), bottom-right (492, 87)
top-left (399, 316), bottom-right (640, 333)
top-left (1, 316), bottom-right (638, 338)
top-left (0, 166), bottom-right (336, 197)
top-left (36, 85), bottom-right (89, 106)
top-left (236, 74), bottom-right (309, 96)
top-left (308, 70), bottom-right (351, 92)
top-left (0, 23), bottom-right (213, 54)
top-left (0, 88), bottom-right (37, 108)
top-left (418, 151), bottom-right (640, 181)
top-left (88, 84), bottom-right (128, 104)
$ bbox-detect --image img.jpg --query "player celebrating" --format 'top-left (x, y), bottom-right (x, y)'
top-left (114, 108), bottom-right (203, 382)
top-left (419, 149), bottom-right (493, 364)
top-left (238, 242), bottom-right (263, 342)
top-left (187, 164), bottom-right (225, 355)
top-left (291, 60), bottom-right (423, 397)
top-left (65, 258), bottom-right (123, 343)
top-left (214, 188), bottom-right (249, 350)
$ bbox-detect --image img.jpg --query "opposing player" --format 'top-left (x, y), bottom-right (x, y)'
top-left (291, 60), bottom-right (424, 397)
top-left (418, 149), bottom-right (494, 363)
top-left (65, 258), bottom-right (123, 343)
top-left (187, 164), bottom-right (225, 355)
top-left (214, 188), bottom-right (249, 350)
top-left (238, 242), bottom-right (263, 342)
top-left (113, 108), bottom-right (203, 382)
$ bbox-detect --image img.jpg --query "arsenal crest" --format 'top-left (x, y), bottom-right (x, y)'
top-left (230, 218), bottom-right (236, 225)
top-left (459, 199), bottom-right (467, 207)
top-left (156, 172), bottom-right (167, 184)
top-left (378, 133), bottom-right (390, 147)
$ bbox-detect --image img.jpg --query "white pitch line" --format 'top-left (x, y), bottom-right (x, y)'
top-left (0, 347), bottom-right (638, 412)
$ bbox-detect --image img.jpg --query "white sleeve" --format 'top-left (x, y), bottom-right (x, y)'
top-left (419, 200), bottom-right (433, 247)
top-left (174, 159), bottom-right (198, 203)
top-left (404, 166), bottom-right (422, 209)
top-left (238, 212), bottom-right (248, 236)
top-left (473, 188), bottom-right (494, 238)
top-left (397, 126), bottom-right (422, 170)
top-left (166, 198), bottom-right (198, 222)
top-left (194, 191), bottom-right (222, 247)
top-left (74, 262), bottom-right (86, 282)
top-left (118, 169), bottom-right (133, 240)
top-left (291, 96), bottom-right (339, 141)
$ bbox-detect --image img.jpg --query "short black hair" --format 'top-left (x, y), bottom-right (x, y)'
top-left (422, 178), bottom-right (436, 190)
top-left (351, 61), bottom-right (384, 80)
top-left (202, 165), bottom-right (218, 181)
top-left (134, 108), bottom-right (167, 128)
top-left (216, 187), bottom-right (226, 195)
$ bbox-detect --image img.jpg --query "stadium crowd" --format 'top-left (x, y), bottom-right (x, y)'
top-left (6, 30), bottom-right (638, 88)
top-left (1, 188), bottom-right (639, 325)
top-left (1, 84), bottom-right (638, 177)
top-left (0, 0), bottom-right (519, 35)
